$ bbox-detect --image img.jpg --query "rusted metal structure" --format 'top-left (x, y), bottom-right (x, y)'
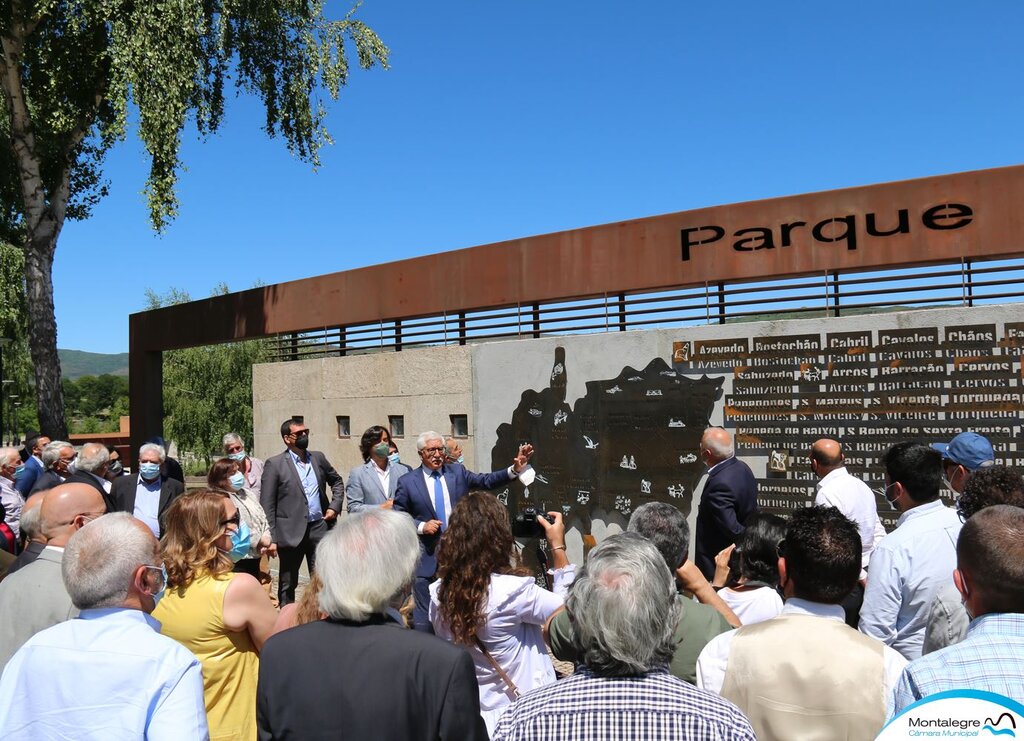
top-left (129, 164), bottom-right (1024, 454)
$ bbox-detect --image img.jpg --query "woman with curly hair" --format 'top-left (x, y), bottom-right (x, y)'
top-left (154, 490), bottom-right (280, 741)
top-left (429, 491), bottom-right (574, 735)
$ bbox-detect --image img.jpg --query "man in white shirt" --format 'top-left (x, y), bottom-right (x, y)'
top-left (859, 442), bottom-right (962, 660)
top-left (0, 512), bottom-right (208, 740)
top-left (697, 506), bottom-right (906, 741)
top-left (811, 438), bottom-right (886, 626)
top-left (0, 447), bottom-right (25, 540)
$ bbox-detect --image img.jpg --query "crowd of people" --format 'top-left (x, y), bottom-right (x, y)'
top-left (0, 421), bottom-right (1021, 739)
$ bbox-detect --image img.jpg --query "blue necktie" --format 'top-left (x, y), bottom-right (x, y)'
top-left (432, 471), bottom-right (447, 531)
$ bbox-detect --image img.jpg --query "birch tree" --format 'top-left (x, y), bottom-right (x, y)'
top-left (1, 0), bottom-right (388, 437)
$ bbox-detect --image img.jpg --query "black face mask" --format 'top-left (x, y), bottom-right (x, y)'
top-left (294, 435), bottom-right (309, 451)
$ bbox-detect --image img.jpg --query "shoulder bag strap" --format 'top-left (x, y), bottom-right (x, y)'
top-left (473, 636), bottom-right (521, 699)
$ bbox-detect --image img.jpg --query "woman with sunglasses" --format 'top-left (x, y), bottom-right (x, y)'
top-left (154, 490), bottom-right (280, 741)
top-left (208, 458), bottom-right (273, 578)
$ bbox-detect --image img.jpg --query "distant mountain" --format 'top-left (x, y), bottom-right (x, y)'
top-left (59, 349), bottom-right (130, 379)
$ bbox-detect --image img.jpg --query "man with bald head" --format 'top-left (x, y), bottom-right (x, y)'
top-left (812, 439), bottom-right (886, 626)
top-left (694, 427), bottom-right (758, 580)
top-left (0, 482), bottom-right (107, 666)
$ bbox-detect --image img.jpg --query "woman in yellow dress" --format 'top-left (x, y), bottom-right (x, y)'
top-left (155, 490), bottom-right (280, 740)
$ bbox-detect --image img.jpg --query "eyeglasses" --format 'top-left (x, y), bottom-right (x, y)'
top-left (142, 564), bottom-right (166, 593)
top-left (220, 512), bottom-right (241, 530)
top-left (421, 447), bottom-right (445, 455)
top-left (288, 430), bottom-right (310, 438)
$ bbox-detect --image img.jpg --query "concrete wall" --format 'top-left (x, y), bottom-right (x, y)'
top-left (254, 302), bottom-right (1024, 563)
top-left (253, 345), bottom-right (474, 484)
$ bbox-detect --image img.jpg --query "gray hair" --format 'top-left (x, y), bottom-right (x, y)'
top-left (316, 508), bottom-right (420, 621)
top-left (416, 431), bottom-right (444, 452)
top-left (20, 501), bottom-right (42, 540)
top-left (222, 433), bottom-right (243, 451)
top-left (62, 513), bottom-right (155, 610)
top-left (76, 442), bottom-right (109, 473)
top-left (0, 447), bottom-right (19, 467)
top-left (567, 532), bottom-right (679, 677)
top-left (701, 426), bottom-right (735, 459)
top-left (628, 502), bottom-right (689, 571)
top-left (41, 441), bottom-right (73, 470)
top-left (138, 442), bottom-right (166, 463)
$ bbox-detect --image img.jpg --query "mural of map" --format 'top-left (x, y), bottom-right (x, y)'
top-left (490, 347), bottom-right (724, 528)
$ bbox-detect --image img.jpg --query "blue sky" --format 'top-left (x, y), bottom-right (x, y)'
top-left (54, 0), bottom-right (1024, 354)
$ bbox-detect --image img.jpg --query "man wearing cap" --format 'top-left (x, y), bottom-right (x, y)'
top-left (931, 431), bottom-right (995, 497)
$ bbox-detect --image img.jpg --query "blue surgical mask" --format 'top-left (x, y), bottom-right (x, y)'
top-left (223, 521), bottom-right (251, 562)
top-left (228, 451), bottom-right (246, 462)
top-left (139, 462), bottom-right (161, 480)
top-left (456, 455), bottom-right (464, 465)
top-left (229, 472), bottom-right (246, 490)
top-left (13, 464), bottom-right (25, 480)
top-left (388, 453), bottom-right (400, 466)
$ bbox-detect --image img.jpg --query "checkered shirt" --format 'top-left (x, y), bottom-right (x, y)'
top-left (491, 665), bottom-right (755, 741)
top-left (891, 613), bottom-right (1024, 716)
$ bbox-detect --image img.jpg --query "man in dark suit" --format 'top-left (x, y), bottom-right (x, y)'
top-left (394, 430), bottom-right (533, 632)
top-left (260, 418), bottom-right (345, 605)
top-left (64, 442), bottom-right (115, 512)
top-left (110, 443), bottom-right (185, 538)
top-left (29, 441), bottom-right (76, 495)
top-left (694, 426), bottom-right (758, 580)
top-left (257, 507), bottom-right (487, 741)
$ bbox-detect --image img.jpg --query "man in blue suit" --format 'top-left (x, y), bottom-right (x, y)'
top-left (394, 430), bottom-right (534, 632)
top-left (694, 427), bottom-right (759, 580)
top-left (15, 435), bottom-right (49, 498)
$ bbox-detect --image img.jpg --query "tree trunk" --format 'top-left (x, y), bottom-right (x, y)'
top-left (23, 222), bottom-right (67, 438)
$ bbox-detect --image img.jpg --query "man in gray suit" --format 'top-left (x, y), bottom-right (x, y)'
top-left (346, 426), bottom-right (413, 513)
top-left (0, 482), bottom-right (107, 666)
top-left (261, 419), bottom-right (346, 605)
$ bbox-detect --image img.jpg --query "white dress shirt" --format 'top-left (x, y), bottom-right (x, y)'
top-left (814, 466), bottom-right (886, 580)
top-left (0, 607), bottom-right (209, 740)
top-left (696, 598), bottom-right (907, 704)
top-left (858, 500), bottom-right (962, 660)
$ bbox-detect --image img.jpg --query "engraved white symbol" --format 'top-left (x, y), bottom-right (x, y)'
top-left (528, 408), bottom-right (542, 417)
top-left (583, 436), bottom-right (599, 449)
top-left (605, 385), bottom-right (622, 394)
top-left (645, 390), bottom-right (663, 397)
top-left (551, 363), bottom-right (564, 380)
top-left (496, 490), bottom-right (509, 505)
top-left (679, 453), bottom-right (698, 464)
top-left (668, 418), bottom-right (686, 428)
top-left (553, 410), bottom-right (568, 426)
top-left (577, 491), bottom-right (590, 505)
top-left (668, 485), bottom-right (685, 499)
top-left (640, 479), bottom-right (652, 494)
top-left (619, 455), bottom-right (637, 470)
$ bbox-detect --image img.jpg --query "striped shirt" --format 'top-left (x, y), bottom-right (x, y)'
top-left (891, 613), bottom-right (1024, 716)
top-left (491, 665), bottom-right (755, 741)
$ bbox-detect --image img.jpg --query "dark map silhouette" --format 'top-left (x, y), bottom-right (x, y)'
top-left (491, 347), bottom-right (724, 532)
